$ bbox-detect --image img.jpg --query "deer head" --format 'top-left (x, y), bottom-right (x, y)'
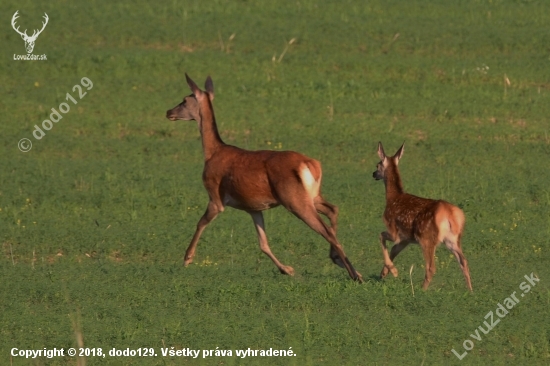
top-left (373, 141), bottom-right (404, 181)
top-left (12, 11), bottom-right (49, 54)
top-left (166, 74), bottom-right (214, 122)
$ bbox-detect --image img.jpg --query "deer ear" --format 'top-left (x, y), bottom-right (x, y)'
top-left (185, 73), bottom-right (202, 97)
top-left (377, 142), bottom-right (386, 161)
top-left (394, 142), bottom-right (405, 163)
top-left (205, 76), bottom-right (214, 101)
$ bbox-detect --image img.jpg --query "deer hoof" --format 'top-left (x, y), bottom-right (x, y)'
top-left (279, 266), bottom-right (295, 276)
top-left (183, 258), bottom-right (194, 266)
top-left (381, 265), bottom-right (398, 278)
top-left (355, 271), bottom-right (364, 283)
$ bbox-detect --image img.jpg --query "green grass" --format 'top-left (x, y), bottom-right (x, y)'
top-left (1, 0), bottom-right (550, 365)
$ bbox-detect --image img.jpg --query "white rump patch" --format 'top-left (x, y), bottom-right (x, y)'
top-left (299, 165), bottom-right (320, 197)
top-left (438, 219), bottom-right (454, 243)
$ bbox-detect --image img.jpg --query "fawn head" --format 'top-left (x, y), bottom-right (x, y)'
top-left (166, 74), bottom-right (214, 121)
top-left (372, 142), bottom-right (404, 180)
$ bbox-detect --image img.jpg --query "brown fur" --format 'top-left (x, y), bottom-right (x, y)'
top-left (165, 74), bottom-right (362, 282)
top-left (373, 142), bottom-right (472, 291)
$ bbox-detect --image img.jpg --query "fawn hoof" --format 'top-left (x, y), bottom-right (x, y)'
top-left (355, 271), bottom-right (364, 283)
top-left (279, 266), bottom-right (295, 276)
top-left (183, 257), bottom-right (193, 266)
top-left (380, 265), bottom-right (398, 279)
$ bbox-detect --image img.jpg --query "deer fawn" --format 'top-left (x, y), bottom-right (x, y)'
top-left (373, 142), bottom-right (472, 291)
top-left (165, 74), bottom-right (362, 282)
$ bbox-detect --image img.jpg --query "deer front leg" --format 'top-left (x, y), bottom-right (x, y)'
top-left (250, 211), bottom-right (294, 276)
top-left (184, 201), bottom-right (221, 266)
top-left (380, 231), bottom-right (399, 278)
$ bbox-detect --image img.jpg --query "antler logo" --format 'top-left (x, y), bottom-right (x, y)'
top-left (11, 10), bottom-right (49, 54)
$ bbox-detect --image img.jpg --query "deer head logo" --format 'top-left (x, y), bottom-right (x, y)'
top-left (11, 10), bottom-right (49, 54)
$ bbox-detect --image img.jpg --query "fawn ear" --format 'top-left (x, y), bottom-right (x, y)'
top-left (394, 142), bottom-right (405, 163)
top-left (377, 142), bottom-right (386, 161)
top-left (185, 73), bottom-right (202, 98)
top-left (204, 76), bottom-right (214, 101)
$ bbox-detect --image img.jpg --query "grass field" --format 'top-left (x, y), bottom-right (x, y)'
top-left (2, 0), bottom-right (550, 364)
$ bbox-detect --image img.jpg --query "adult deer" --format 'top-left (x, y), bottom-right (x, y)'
top-left (373, 142), bottom-right (472, 291)
top-left (11, 11), bottom-right (49, 54)
top-left (166, 74), bottom-right (362, 282)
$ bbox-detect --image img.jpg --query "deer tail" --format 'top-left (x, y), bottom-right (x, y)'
top-left (305, 159), bottom-right (322, 182)
top-left (448, 205), bottom-right (465, 236)
top-left (298, 159), bottom-right (322, 198)
top-left (436, 202), bottom-right (465, 243)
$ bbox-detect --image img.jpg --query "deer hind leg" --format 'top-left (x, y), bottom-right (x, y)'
top-left (289, 203), bottom-right (362, 282)
top-left (314, 196), bottom-right (342, 264)
top-left (184, 200), bottom-right (221, 266)
top-left (249, 211), bottom-right (294, 276)
top-left (444, 234), bottom-right (473, 291)
top-left (420, 241), bottom-right (437, 290)
top-left (314, 196), bottom-right (339, 235)
top-left (379, 232), bottom-right (399, 278)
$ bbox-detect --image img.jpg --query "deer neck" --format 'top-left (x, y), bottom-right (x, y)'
top-left (197, 98), bottom-right (224, 161)
top-left (384, 166), bottom-right (405, 201)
